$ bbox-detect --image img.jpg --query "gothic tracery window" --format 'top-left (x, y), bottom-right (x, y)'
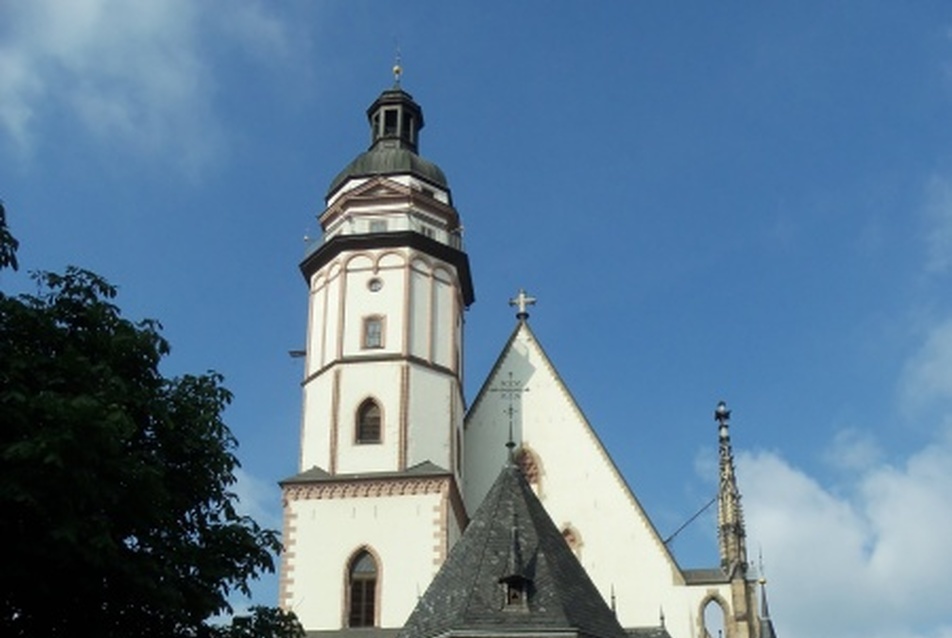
top-left (356, 399), bottom-right (382, 444)
top-left (347, 550), bottom-right (378, 627)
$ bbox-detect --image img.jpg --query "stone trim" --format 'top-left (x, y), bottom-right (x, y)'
top-left (278, 497), bottom-right (299, 610)
top-left (329, 368), bottom-right (341, 474)
top-left (399, 364), bottom-right (409, 471)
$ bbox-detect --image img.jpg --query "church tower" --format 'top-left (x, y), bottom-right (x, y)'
top-left (713, 401), bottom-right (757, 638)
top-left (280, 71), bottom-right (474, 630)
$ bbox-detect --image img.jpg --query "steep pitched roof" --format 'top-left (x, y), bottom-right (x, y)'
top-left (397, 461), bottom-right (629, 638)
top-left (758, 581), bottom-right (778, 638)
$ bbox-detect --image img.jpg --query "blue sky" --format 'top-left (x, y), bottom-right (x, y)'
top-left (3, 3), bottom-right (952, 637)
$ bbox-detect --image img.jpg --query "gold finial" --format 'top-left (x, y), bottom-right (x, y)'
top-left (393, 48), bottom-right (403, 86)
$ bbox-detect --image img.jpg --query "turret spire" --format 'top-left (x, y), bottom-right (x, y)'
top-left (714, 401), bottom-right (748, 577)
top-left (758, 578), bottom-right (778, 638)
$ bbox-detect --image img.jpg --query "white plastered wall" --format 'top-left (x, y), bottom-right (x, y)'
top-left (406, 365), bottom-right (461, 471)
top-left (283, 488), bottom-right (451, 629)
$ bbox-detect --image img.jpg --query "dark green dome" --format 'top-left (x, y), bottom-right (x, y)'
top-left (326, 85), bottom-right (449, 199)
top-left (326, 146), bottom-right (448, 198)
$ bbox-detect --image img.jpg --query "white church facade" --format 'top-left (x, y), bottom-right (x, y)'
top-left (279, 76), bottom-right (776, 638)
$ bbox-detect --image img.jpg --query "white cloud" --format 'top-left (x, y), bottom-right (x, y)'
top-left (0, 0), bottom-right (291, 171)
top-left (739, 427), bottom-right (952, 638)
top-left (824, 427), bottom-right (883, 471)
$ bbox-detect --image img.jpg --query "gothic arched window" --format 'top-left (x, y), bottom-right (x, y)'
top-left (347, 550), bottom-right (378, 627)
top-left (356, 400), bottom-right (382, 444)
top-left (701, 596), bottom-right (727, 638)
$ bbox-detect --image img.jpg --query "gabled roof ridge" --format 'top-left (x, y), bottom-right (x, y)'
top-left (465, 320), bottom-right (688, 579)
top-left (464, 320), bottom-right (525, 422)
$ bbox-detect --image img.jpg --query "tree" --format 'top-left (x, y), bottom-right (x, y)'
top-left (0, 211), bottom-right (302, 637)
top-left (211, 606), bottom-right (306, 638)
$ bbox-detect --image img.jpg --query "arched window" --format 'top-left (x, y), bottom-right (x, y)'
top-left (356, 400), bottom-right (382, 444)
top-left (347, 550), bottom-right (378, 627)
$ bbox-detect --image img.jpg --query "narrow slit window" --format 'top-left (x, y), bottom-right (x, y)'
top-left (363, 316), bottom-right (383, 349)
top-left (384, 109), bottom-right (398, 136)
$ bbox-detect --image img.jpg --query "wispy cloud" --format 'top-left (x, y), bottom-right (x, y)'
top-left (900, 318), bottom-right (952, 412)
top-left (0, 0), bottom-right (291, 172)
top-left (740, 428), bottom-right (952, 638)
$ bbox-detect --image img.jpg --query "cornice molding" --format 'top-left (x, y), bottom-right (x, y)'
top-left (300, 231), bottom-right (474, 306)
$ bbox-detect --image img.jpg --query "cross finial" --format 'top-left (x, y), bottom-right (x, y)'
top-left (509, 288), bottom-right (536, 321)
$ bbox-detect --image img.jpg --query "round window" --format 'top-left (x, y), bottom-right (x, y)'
top-left (368, 278), bottom-right (383, 292)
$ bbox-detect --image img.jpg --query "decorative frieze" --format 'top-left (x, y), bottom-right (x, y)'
top-left (283, 475), bottom-right (450, 502)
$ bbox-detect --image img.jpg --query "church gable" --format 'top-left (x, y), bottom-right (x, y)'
top-left (464, 319), bottom-right (688, 630)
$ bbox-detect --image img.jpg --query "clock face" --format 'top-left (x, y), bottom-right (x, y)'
top-left (368, 278), bottom-right (383, 292)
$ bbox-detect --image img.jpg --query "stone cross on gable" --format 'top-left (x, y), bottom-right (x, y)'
top-left (488, 371), bottom-right (529, 457)
top-left (509, 288), bottom-right (537, 321)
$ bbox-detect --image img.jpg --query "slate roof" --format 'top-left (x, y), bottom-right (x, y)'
top-left (306, 629), bottom-right (400, 638)
top-left (397, 461), bottom-right (630, 638)
top-left (758, 582), bottom-right (778, 638)
top-left (625, 628), bottom-right (673, 638)
top-left (280, 461), bottom-right (450, 486)
top-left (681, 568), bottom-right (730, 585)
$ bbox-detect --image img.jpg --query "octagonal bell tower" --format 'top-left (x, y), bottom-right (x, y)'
top-left (280, 76), bottom-right (474, 631)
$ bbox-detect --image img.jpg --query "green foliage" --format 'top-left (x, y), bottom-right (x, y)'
top-left (211, 606), bottom-right (306, 638)
top-left (0, 264), bottom-right (294, 636)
